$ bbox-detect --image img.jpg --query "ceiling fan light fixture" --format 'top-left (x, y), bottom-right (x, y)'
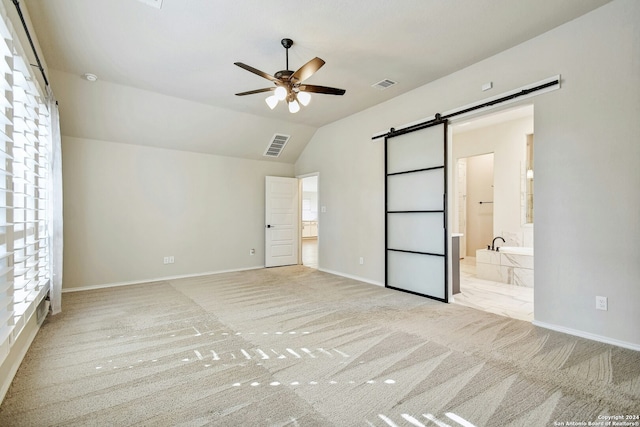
top-left (274, 86), bottom-right (287, 101)
top-left (297, 91), bottom-right (311, 106)
top-left (265, 95), bottom-right (279, 110)
top-left (234, 38), bottom-right (345, 114)
top-left (288, 99), bottom-right (300, 113)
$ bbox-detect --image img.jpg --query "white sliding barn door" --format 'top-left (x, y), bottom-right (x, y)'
top-left (385, 120), bottom-right (448, 302)
top-left (265, 176), bottom-right (299, 267)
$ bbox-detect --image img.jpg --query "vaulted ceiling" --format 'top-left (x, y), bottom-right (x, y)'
top-left (23, 0), bottom-right (611, 162)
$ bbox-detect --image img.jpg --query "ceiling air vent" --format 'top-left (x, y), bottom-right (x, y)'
top-left (372, 78), bottom-right (397, 90)
top-left (264, 134), bottom-right (290, 158)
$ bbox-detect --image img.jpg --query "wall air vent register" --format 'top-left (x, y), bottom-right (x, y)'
top-left (264, 134), bottom-right (290, 158)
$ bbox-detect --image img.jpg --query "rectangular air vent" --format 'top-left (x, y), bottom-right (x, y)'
top-left (372, 78), bottom-right (397, 90)
top-left (264, 134), bottom-right (290, 158)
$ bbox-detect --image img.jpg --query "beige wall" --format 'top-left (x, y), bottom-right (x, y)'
top-left (62, 137), bottom-right (293, 289)
top-left (464, 153), bottom-right (494, 254)
top-left (296, 0), bottom-right (640, 347)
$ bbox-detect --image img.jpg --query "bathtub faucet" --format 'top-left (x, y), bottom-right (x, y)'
top-left (491, 236), bottom-right (505, 251)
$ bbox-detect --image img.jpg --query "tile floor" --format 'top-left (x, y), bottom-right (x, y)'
top-left (302, 238), bottom-right (318, 269)
top-left (453, 257), bottom-right (534, 322)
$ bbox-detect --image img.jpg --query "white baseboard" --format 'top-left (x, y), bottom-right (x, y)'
top-left (62, 266), bottom-right (265, 293)
top-left (532, 320), bottom-right (640, 351)
top-left (318, 268), bottom-right (384, 287)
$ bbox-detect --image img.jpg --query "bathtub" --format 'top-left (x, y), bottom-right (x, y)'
top-left (475, 246), bottom-right (534, 287)
top-left (497, 246), bottom-right (533, 256)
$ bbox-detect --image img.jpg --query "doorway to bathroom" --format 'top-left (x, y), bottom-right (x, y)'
top-left (300, 174), bottom-right (319, 269)
top-left (450, 105), bottom-right (534, 321)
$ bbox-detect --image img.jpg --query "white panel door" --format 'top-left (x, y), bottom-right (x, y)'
top-left (265, 176), bottom-right (299, 267)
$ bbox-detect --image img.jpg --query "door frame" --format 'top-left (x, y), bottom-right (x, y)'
top-left (447, 103), bottom-right (535, 308)
top-left (297, 172), bottom-right (320, 267)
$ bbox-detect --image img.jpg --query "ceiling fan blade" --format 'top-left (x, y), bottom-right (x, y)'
top-left (298, 84), bottom-right (346, 96)
top-left (235, 87), bottom-right (275, 96)
top-left (290, 57), bottom-right (325, 82)
top-left (234, 62), bottom-right (279, 82)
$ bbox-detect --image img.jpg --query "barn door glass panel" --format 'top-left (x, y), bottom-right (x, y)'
top-left (385, 121), bottom-right (448, 302)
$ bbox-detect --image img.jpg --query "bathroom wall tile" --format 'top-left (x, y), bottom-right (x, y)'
top-left (476, 262), bottom-right (503, 282)
top-left (476, 249), bottom-right (500, 264)
top-left (500, 266), bottom-right (513, 283)
top-left (501, 231), bottom-right (522, 247)
top-left (501, 253), bottom-right (534, 269)
top-left (513, 267), bottom-right (534, 288)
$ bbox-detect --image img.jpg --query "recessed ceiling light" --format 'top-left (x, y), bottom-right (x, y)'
top-left (83, 73), bottom-right (98, 82)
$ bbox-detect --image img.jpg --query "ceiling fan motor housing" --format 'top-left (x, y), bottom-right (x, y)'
top-left (275, 70), bottom-right (294, 81)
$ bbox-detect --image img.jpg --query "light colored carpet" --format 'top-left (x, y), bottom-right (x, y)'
top-left (1, 266), bottom-right (639, 426)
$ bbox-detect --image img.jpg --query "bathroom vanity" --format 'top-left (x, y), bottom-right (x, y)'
top-left (452, 234), bottom-right (463, 294)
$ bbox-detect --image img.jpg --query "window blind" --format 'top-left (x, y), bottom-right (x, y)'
top-left (0, 6), bottom-right (51, 367)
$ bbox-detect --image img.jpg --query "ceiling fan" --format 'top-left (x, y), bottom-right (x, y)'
top-left (234, 38), bottom-right (346, 113)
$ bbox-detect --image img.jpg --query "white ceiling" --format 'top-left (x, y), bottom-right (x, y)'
top-left (23, 0), bottom-right (611, 161)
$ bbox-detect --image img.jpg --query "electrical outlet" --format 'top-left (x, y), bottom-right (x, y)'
top-left (163, 257), bottom-right (169, 264)
top-left (359, 257), bottom-right (364, 265)
top-left (595, 296), bottom-right (607, 311)
top-left (250, 248), bottom-right (255, 255)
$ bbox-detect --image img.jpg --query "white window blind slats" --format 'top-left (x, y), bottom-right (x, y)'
top-left (0, 59), bottom-right (9, 77)
top-left (0, 8), bottom-right (52, 367)
top-left (0, 266), bottom-right (12, 283)
top-left (0, 18), bottom-right (11, 360)
top-left (0, 148), bottom-right (12, 161)
top-left (0, 11), bottom-right (9, 40)
top-left (0, 38), bottom-right (10, 59)
top-left (0, 110), bottom-right (11, 127)
top-left (12, 69), bottom-right (25, 87)
top-left (0, 88), bottom-right (11, 108)
top-left (0, 265), bottom-right (12, 278)
top-left (0, 307), bottom-right (12, 329)
top-left (0, 248), bottom-right (12, 261)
